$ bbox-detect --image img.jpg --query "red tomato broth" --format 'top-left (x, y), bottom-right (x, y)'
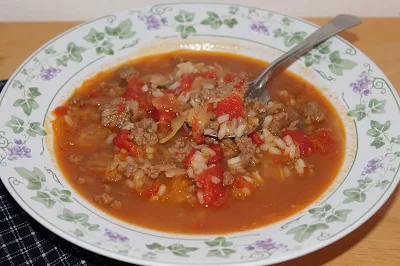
top-left (52, 51), bottom-right (345, 234)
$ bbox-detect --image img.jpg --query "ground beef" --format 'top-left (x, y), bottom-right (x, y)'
top-left (128, 118), bottom-right (158, 146)
top-left (94, 193), bottom-right (114, 205)
top-left (190, 83), bottom-right (238, 106)
top-left (223, 171), bottom-right (234, 186)
top-left (101, 98), bottom-right (140, 128)
top-left (221, 140), bottom-right (239, 159)
top-left (119, 65), bottom-right (137, 80)
top-left (235, 136), bottom-right (256, 167)
top-left (302, 101), bottom-right (326, 125)
top-left (144, 165), bottom-right (161, 179)
top-left (69, 154), bottom-right (83, 164)
top-left (124, 160), bottom-right (138, 177)
top-left (168, 139), bottom-right (193, 163)
top-left (269, 112), bottom-right (291, 136)
top-left (205, 120), bottom-right (219, 131)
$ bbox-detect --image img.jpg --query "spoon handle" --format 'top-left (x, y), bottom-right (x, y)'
top-left (252, 14), bottom-right (361, 88)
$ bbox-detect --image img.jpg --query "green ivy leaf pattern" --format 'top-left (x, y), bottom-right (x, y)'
top-left (44, 46), bottom-right (56, 55)
top-left (367, 120), bottom-right (390, 138)
top-left (67, 42), bottom-right (87, 62)
top-left (12, 80), bottom-right (23, 89)
top-left (96, 41), bottom-right (114, 55)
top-left (283, 31), bottom-right (307, 47)
top-left (176, 25), bottom-right (196, 39)
top-left (308, 204), bottom-right (332, 219)
top-left (370, 137), bottom-right (385, 149)
top-left (31, 191), bottom-right (56, 208)
top-left (14, 167), bottom-right (46, 190)
top-left (27, 87), bottom-right (41, 98)
top-left (26, 122), bottom-right (47, 137)
top-left (205, 237), bottom-right (233, 247)
top-left (325, 209), bottom-right (352, 223)
top-left (368, 99), bottom-right (387, 114)
top-left (223, 18), bottom-right (238, 28)
top-left (343, 188), bottom-right (367, 204)
top-left (328, 51), bottom-right (357, 76)
top-left (347, 104), bottom-right (366, 121)
top-left (395, 152), bottom-right (400, 157)
top-left (50, 188), bottom-right (73, 202)
top-left (105, 19), bottom-right (136, 39)
top-left (315, 41), bottom-right (332, 54)
top-left (204, 237), bottom-right (235, 258)
top-left (282, 17), bottom-right (293, 26)
top-left (57, 208), bottom-right (89, 223)
top-left (201, 11), bottom-right (223, 29)
top-left (375, 180), bottom-right (391, 189)
top-left (357, 177), bottom-right (373, 189)
top-left (286, 223), bottom-right (329, 243)
top-left (83, 28), bottom-right (105, 44)
top-left (5, 115), bottom-right (25, 133)
top-left (56, 55), bottom-right (69, 67)
top-left (303, 52), bottom-right (321, 67)
top-left (13, 98), bottom-right (39, 116)
top-left (174, 10), bottom-right (195, 23)
top-left (390, 136), bottom-right (400, 144)
top-left (71, 229), bottom-right (84, 237)
top-left (146, 243), bottom-right (166, 251)
top-left (167, 244), bottom-right (198, 257)
top-left (207, 248), bottom-right (236, 258)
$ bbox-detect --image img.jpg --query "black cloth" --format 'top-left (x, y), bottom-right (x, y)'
top-left (0, 80), bottom-right (133, 266)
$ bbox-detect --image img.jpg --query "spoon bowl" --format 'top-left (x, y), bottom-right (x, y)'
top-left (205, 14), bottom-right (361, 139)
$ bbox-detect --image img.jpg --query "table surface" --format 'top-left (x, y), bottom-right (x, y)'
top-left (0, 18), bottom-right (399, 265)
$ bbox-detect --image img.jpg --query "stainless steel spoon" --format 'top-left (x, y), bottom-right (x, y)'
top-left (206, 14), bottom-right (361, 139)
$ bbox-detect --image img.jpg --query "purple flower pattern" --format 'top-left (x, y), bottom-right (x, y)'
top-left (350, 71), bottom-right (372, 96)
top-left (361, 158), bottom-right (384, 176)
top-left (250, 21), bottom-right (270, 35)
top-left (7, 139), bottom-right (31, 161)
top-left (104, 229), bottom-right (129, 242)
top-left (245, 238), bottom-right (287, 252)
top-left (138, 13), bottom-right (167, 30)
top-left (40, 66), bottom-right (61, 81)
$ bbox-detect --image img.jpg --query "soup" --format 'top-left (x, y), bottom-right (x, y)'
top-left (52, 51), bottom-right (345, 234)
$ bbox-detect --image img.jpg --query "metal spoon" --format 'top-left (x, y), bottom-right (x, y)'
top-left (206, 14), bottom-right (361, 139)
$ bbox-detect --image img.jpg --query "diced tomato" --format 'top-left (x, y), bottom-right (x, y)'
top-left (202, 70), bottom-right (216, 79)
top-left (113, 130), bottom-right (140, 156)
top-left (184, 148), bottom-right (198, 169)
top-left (154, 109), bottom-right (177, 124)
top-left (181, 130), bottom-right (190, 137)
top-left (232, 176), bottom-right (251, 189)
top-left (147, 185), bottom-right (159, 198)
top-left (224, 72), bottom-right (235, 82)
top-left (282, 128), bottom-right (315, 156)
top-left (315, 128), bottom-right (335, 154)
top-left (207, 103), bottom-right (214, 111)
top-left (196, 165), bottom-right (227, 206)
top-left (124, 76), bottom-right (152, 111)
top-left (116, 102), bottom-right (125, 113)
top-left (215, 93), bottom-right (244, 119)
top-left (53, 105), bottom-right (69, 116)
top-left (249, 132), bottom-right (264, 146)
top-left (234, 78), bottom-right (246, 89)
top-left (191, 117), bottom-right (205, 144)
top-left (180, 73), bottom-right (196, 94)
top-left (208, 144), bottom-right (223, 165)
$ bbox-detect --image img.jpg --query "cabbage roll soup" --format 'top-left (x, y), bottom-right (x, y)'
top-left (52, 51), bottom-right (345, 234)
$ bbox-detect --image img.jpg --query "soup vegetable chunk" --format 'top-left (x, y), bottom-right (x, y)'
top-left (52, 51), bottom-right (345, 234)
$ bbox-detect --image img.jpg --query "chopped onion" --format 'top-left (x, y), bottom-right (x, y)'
top-left (217, 114), bottom-right (230, 124)
top-left (158, 184), bottom-right (166, 197)
top-left (159, 111), bottom-right (188, 143)
top-left (211, 176), bottom-right (221, 184)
